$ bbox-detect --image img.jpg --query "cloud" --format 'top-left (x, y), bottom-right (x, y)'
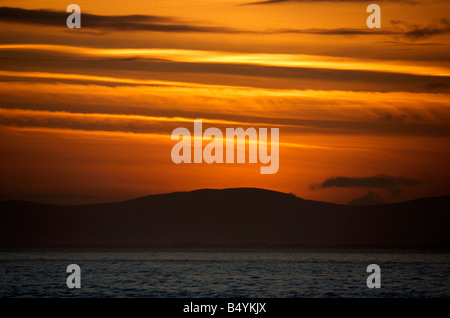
top-left (377, 40), bottom-right (445, 46)
top-left (278, 19), bottom-right (450, 39)
top-left (241, 0), bottom-right (422, 6)
top-left (390, 20), bottom-right (405, 25)
top-left (392, 18), bottom-right (450, 40)
top-left (3, 46), bottom-right (450, 95)
top-left (405, 20), bottom-right (450, 39)
top-left (0, 7), bottom-right (397, 37)
top-left (0, 107), bottom-right (283, 137)
top-left (273, 28), bottom-right (400, 36)
top-left (310, 174), bottom-right (421, 194)
top-left (424, 82), bottom-right (450, 93)
top-left (2, 6), bottom-right (446, 41)
top-left (0, 7), bottom-right (241, 33)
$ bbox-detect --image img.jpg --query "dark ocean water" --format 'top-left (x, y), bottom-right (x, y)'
top-left (1, 250), bottom-right (449, 298)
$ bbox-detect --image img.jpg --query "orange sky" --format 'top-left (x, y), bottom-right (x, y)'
top-left (0, 0), bottom-right (449, 204)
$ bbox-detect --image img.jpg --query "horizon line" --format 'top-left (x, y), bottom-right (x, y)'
top-left (1, 187), bottom-right (448, 207)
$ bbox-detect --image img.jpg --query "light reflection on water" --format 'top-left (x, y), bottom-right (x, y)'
top-left (1, 250), bottom-right (449, 297)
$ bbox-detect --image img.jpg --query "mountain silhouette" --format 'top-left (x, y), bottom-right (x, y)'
top-left (0, 188), bottom-right (449, 249)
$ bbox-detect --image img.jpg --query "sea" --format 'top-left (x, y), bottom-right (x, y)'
top-left (1, 250), bottom-right (449, 298)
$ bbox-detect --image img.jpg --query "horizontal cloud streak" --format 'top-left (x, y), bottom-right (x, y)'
top-left (1, 44), bottom-right (449, 78)
top-left (0, 107), bottom-right (289, 131)
top-left (1, 78), bottom-right (450, 137)
top-left (0, 109), bottom-right (326, 150)
top-left (0, 7), bottom-right (241, 33)
top-left (275, 28), bottom-right (401, 36)
top-left (2, 57), bottom-right (450, 94)
top-left (1, 6), bottom-right (445, 41)
top-left (242, 0), bottom-right (421, 5)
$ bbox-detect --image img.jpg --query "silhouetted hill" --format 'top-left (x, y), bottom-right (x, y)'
top-left (0, 188), bottom-right (449, 250)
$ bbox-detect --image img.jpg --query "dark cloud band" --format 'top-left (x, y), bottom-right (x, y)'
top-left (0, 7), bottom-right (241, 33)
top-left (2, 7), bottom-right (447, 40)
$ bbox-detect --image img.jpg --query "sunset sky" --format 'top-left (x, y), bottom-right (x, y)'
top-left (0, 0), bottom-right (449, 205)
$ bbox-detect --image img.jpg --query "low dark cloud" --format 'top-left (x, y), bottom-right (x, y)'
top-left (405, 18), bottom-right (450, 39)
top-left (310, 174), bottom-right (421, 193)
top-left (0, 7), bottom-right (241, 33)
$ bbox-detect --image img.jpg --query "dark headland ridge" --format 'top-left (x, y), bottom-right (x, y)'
top-left (1, 188), bottom-right (449, 250)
